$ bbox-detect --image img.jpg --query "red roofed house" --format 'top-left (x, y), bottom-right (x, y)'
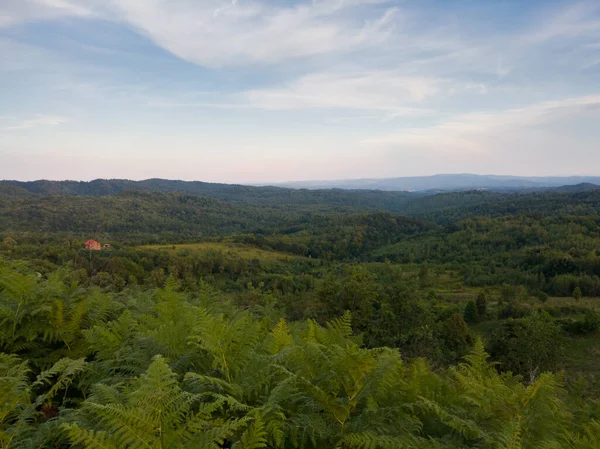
top-left (84, 239), bottom-right (101, 251)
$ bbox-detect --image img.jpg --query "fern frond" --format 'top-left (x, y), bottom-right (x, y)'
top-left (342, 431), bottom-right (424, 449)
top-left (61, 423), bottom-right (120, 449)
top-left (326, 311), bottom-right (353, 339)
top-left (233, 413), bottom-right (268, 449)
top-left (33, 357), bottom-right (86, 406)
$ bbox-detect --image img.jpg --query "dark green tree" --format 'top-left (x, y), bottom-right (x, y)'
top-left (440, 313), bottom-right (473, 361)
top-left (463, 300), bottom-right (478, 323)
top-left (490, 311), bottom-right (562, 382)
top-left (418, 264), bottom-right (430, 288)
top-left (475, 292), bottom-right (487, 318)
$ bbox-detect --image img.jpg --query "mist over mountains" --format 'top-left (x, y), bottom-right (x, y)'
top-left (264, 174), bottom-right (600, 192)
top-left (1, 175), bottom-right (599, 201)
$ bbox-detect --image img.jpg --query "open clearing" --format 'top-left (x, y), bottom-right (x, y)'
top-left (138, 242), bottom-right (309, 262)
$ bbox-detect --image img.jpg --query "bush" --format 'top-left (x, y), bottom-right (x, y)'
top-left (564, 310), bottom-right (600, 335)
top-left (498, 301), bottom-right (530, 319)
top-left (489, 311), bottom-right (562, 379)
top-left (500, 283), bottom-right (518, 303)
top-left (581, 309), bottom-right (600, 333)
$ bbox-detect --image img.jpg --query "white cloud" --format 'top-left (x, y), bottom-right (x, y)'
top-left (524, 2), bottom-right (600, 44)
top-left (362, 95), bottom-right (600, 155)
top-left (244, 71), bottom-right (440, 112)
top-left (0, 0), bottom-right (94, 27)
top-left (3, 115), bottom-right (69, 130)
top-left (94, 0), bottom-right (398, 67)
top-left (143, 70), bottom-right (441, 115)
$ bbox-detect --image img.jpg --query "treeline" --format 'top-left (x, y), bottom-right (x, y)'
top-left (374, 214), bottom-right (600, 296)
top-left (410, 189), bottom-right (600, 224)
top-left (0, 191), bottom-right (311, 243)
top-left (3, 179), bottom-right (599, 220)
top-left (234, 212), bottom-right (432, 260)
top-left (0, 178), bottom-right (418, 211)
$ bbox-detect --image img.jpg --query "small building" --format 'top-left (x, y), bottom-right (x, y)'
top-left (84, 239), bottom-right (101, 251)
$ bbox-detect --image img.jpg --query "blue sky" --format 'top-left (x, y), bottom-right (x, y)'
top-left (1, 0), bottom-right (600, 182)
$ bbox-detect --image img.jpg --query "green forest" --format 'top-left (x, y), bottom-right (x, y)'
top-left (2, 180), bottom-right (600, 448)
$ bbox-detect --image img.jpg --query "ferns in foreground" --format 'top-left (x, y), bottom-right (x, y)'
top-left (1, 259), bottom-right (600, 448)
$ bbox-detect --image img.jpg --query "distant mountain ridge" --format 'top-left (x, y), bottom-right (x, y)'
top-left (0, 178), bottom-right (420, 212)
top-left (1, 179), bottom-right (600, 232)
top-left (264, 174), bottom-right (600, 191)
top-left (0, 178), bottom-right (281, 197)
top-left (1, 177), bottom-right (598, 202)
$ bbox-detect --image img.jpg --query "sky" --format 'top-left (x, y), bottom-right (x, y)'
top-left (1, 0), bottom-right (600, 183)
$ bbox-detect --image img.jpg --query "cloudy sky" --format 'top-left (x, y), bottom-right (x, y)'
top-left (1, 0), bottom-right (600, 182)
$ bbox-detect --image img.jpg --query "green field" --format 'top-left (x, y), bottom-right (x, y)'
top-left (139, 241), bottom-right (308, 262)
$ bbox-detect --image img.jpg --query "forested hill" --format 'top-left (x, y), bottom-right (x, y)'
top-left (0, 178), bottom-right (426, 213)
top-left (0, 190), bottom-right (430, 246)
top-left (403, 188), bottom-right (600, 224)
top-left (0, 178), bottom-right (289, 198)
top-left (2, 179), bottom-right (599, 220)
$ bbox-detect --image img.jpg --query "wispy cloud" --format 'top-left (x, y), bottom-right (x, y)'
top-left (97, 0), bottom-right (398, 67)
top-left (0, 0), bottom-right (94, 27)
top-left (524, 2), bottom-right (600, 43)
top-left (145, 71), bottom-right (442, 117)
top-left (3, 115), bottom-right (68, 130)
top-left (244, 71), bottom-right (440, 112)
top-left (362, 95), bottom-right (600, 154)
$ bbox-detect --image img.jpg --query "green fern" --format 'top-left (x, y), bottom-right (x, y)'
top-left (61, 355), bottom-right (256, 449)
top-left (233, 413), bottom-right (267, 449)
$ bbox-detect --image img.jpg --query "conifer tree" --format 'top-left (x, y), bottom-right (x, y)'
top-left (463, 300), bottom-right (478, 323)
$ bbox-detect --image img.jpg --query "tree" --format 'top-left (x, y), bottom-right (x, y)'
top-left (573, 286), bottom-right (582, 301)
top-left (418, 264), bottom-right (430, 288)
top-left (463, 300), bottom-right (478, 323)
top-left (440, 313), bottom-right (473, 361)
top-left (2, 236), bottom-right (17, 249)
top-left (500, 283), bottom-right (518, 303)
top-left (316, 266), bottom-right (378, 331)
top-left (490, 311), bottom-right (562, 382)
top-left (475, 292), bottom-right (487, 318)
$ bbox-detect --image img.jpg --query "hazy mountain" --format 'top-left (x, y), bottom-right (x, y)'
top-left (264, 174), bottom-right (600, 192)
top-left (1, 178), bottom-right (599, 227)
top-left (2, 177), bottom-right (598, 203)
top-left (0, 178), bottom-right (420, 212)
